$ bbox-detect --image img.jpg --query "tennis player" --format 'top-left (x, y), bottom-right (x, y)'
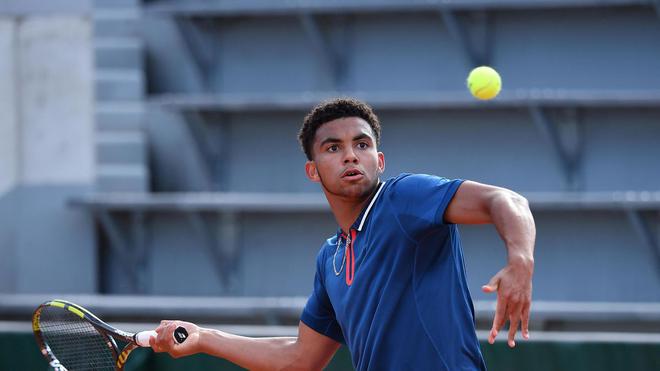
top-left (151, 98), bottom-right (535, 370)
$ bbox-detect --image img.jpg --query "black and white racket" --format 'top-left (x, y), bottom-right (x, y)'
top-left (33, 299), bottom-right (188, 370)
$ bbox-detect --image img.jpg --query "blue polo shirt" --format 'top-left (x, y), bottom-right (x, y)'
top-left (301, 173), bottom-right (486, 370)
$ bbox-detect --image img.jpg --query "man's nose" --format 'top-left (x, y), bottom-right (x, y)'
top-left (343, 148), bottom-right (359, 163)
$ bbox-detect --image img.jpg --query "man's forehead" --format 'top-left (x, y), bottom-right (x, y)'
top-left (314, 117), bottom-right (374, 141)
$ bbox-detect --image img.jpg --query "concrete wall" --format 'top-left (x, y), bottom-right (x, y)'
top-left (0, 14), bottom-right (96, 293)
top-left (0, 18), bottom-right (18, 197)
top-left (18, 17), bottom-right (94, 185)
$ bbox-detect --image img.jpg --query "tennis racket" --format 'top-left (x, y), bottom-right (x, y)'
top-left (33, 299), bottom-right (189, 371)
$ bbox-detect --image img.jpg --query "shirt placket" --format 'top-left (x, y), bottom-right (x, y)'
top-left (345, 229), bottom-right (357, 286)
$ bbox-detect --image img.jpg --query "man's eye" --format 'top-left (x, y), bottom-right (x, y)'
top-left (328, 145), bottom-right (338, 152)
top-left (357, 142), bottom-right (368, 149)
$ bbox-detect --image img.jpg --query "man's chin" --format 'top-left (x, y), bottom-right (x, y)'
top-left (330, 183), bottom-right (376, 200)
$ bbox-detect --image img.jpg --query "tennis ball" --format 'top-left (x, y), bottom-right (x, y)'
top-left (467, 66), bottom-right (502, 100)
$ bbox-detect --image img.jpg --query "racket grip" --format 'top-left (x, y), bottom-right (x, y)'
top-left (135, 330), bottom-right (157, 347)
top-left (136, 327), bottom-right (188, 347)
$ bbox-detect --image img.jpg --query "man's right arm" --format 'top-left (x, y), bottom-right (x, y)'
top-left (150, 319), bottom-right (341, 371)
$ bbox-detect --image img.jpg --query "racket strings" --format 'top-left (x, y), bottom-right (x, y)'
top-left (38, 305), bottom-right (116, 371)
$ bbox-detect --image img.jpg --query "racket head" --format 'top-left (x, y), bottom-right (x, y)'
top-left (33, 299), bottom-right (136, 371)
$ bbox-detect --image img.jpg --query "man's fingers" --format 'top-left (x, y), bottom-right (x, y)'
top-left (507, 311), bottom-right (521, 348)
top-left (506, 299), bottom-right (525, 347)
top-left (150, 334), bottom-right (166, 353)
top-left (149, 336), bottom-right (158, 351)
top-left (521, 303), bottom-right (531, 340)
top-left (154, 322), bottom-right (176, 351)
top-left (489, 298), bottom-right (508, 344)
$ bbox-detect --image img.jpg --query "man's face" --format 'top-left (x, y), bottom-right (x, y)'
top-left (305, 117), bottom-right (385, 200)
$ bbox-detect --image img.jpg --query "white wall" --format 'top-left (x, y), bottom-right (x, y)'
top-left (19, 17), bottom-right (94, 185)
top-left (0, 15), bottom-right (96, 293)
top-left (0, 18), bottom-right (18, 196)
top-left (0, 16), bottom-right (93, 193)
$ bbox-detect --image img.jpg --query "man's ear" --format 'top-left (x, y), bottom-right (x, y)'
top-left (305, 161), bottom-right (320, 182)
top-left (377, 152), bottom-right (385, 174)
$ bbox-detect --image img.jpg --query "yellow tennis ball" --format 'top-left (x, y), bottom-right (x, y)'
top-left (467, 66), bottom-right (502, 100)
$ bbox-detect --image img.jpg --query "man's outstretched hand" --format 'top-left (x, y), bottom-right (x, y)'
top-left (482, 257), bottom-right (534, 348)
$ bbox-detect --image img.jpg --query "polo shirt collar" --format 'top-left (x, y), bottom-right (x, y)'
top-left (337, 181), bottom-right (386, 237)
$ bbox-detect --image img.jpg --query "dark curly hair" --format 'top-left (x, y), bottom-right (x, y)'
top-left (298, 97), bottom-right (381, 160)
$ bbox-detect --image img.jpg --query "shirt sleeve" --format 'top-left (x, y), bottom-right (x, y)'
top-left (300, 248), bottom-right (345, 344)
top-left (387, 173), bottom-right (464, 241)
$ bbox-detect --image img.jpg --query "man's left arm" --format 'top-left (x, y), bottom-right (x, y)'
top-left (444, 180), bottom-right (536, 348)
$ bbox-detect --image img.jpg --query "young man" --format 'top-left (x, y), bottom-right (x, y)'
top-left (151, 98), bottom-right (535, 370)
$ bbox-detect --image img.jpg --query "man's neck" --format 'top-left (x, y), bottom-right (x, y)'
top-left (324, 184), bottom-right (379, 234)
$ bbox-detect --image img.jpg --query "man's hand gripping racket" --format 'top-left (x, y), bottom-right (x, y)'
top-left (33, 299), bottom-right (189, 370)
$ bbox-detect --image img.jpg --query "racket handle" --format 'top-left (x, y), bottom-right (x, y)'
top-left (135, 330), bottom-right (157, 347)
top-left (136, 327), bottom-right (188, 347)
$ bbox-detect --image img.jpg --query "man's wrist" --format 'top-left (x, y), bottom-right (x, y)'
top-left (507, 252), bottom-right (534, 273)
top-left (197, 327), bottom-right (216, 355)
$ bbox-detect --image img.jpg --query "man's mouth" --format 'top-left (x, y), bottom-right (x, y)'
top-left (342, 169), bottom-right (364, 179)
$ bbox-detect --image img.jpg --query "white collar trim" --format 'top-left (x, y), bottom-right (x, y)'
top-left (357, 181), bottom-right (385, 231)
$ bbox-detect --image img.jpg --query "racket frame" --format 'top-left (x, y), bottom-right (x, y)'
top-left (33, 299), bottom-right (142, 371)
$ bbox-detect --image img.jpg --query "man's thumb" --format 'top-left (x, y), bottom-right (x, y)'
top-left (481, 276), bottom-right (499, 293)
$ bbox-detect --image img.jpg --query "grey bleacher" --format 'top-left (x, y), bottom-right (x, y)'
top-left (94, 0), bottom-right (148, 192)
top-left (149, 90), bottom-right (660, 111)
top-left (144, 0), bottom-right (655, 16)
top-left (71, 191), bottom-right (660, 211)
top-left (71, 189), bottom-right (660, 298)
top-left (77, 0), bottom-right (660, 314)
top-left (2, 294), bottom-right (659, 337)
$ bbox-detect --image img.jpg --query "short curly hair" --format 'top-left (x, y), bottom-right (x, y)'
top-left (298, 97), bottom-right (381, 160)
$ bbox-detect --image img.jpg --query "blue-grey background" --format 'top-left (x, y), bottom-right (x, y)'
top-left (1, 0), bottom-right (659, 304)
